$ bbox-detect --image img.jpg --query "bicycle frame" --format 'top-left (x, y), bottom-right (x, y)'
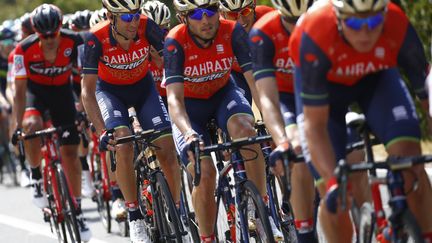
top-left (90, 130), bottom-right (111, 201)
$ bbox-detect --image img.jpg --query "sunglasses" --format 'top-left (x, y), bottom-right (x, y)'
top-left (187, 5), bottom-right (219, 21)
top-left (225, 6), bottom-right (254, 20)
top-left (39, 32), bottom-right (59, 39)
top-left (118, 12), bottom-right (141, 23)
top-left (343, 12), bottom-right (384, 31)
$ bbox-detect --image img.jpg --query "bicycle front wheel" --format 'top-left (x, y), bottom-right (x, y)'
top-left (153, 172), bottom-right (183, 242)
top-left (56, 164), bottom-right (81, 243)
top-left (239, 180), bottom-right (276, 243)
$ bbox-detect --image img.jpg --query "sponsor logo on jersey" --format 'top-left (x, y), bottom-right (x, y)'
top-left (102, 46), bottom-right (149, 67)
top-left (14, 55), bottom-right (24, 72)
top-left (184, 57), bottom-right (233, 83)
top-left (275, 57), bottom-right (295, 74)
top-left (64, 48), bottom-right (72, 57)
top-left (216, 44), bottom-right (224, 53)
top-left (334, 62), bottom-right (389, 77)
top-left (29, 62), bottom-right (73, 77)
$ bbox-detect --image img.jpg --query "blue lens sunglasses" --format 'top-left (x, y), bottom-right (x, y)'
top-left (118, 12), bottom-right (141, 23)
top-left (188, 5), bottom-right (219, 21)
top-left (343, 12), bottom-right (384, 31)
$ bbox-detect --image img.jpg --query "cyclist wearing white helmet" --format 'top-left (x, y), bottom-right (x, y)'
top-left (141, 0), bottom-right (172, 104)
top-left (166, 0), bottom-right (282, 241)
top-left (249, 0), bottom-right (318, 242)
top-left (289, 0), bottom-right (432, 241)
top-left (219, 0), bottom-right (273, 105)
top-left (82, 0), bottom-right (182, 242)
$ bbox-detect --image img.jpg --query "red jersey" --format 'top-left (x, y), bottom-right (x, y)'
top-left (82, 16), bottom-right (165, 85)
top-left (164, 20), bottom-right (252, 99)
top-left (250, 10), bottom-right (294, 93)
top-left (13, 30), bottom-right (83, 86)
top-left (149, 60), bottom-right (165, 96)
top-left (289, 2), bottom-right (428, 104)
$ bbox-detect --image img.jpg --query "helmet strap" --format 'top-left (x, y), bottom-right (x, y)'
top-left (111, 16), bottom-right (130, 41)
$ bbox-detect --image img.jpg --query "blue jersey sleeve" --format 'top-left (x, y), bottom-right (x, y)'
top-left (249, 28), bottom-right (276, 81)
top-left (298, 32), bottom-right (332, 106)
top-left (163, 38), bottom-right (185, 85)
top-left (146, 19), bottom-right (165, 55)
top-left (82, 33), bottom-right (102, 75)
top-left (397, 24), bottom-right (428, 99)
top-left (232, 23), bottom-right (252, 72)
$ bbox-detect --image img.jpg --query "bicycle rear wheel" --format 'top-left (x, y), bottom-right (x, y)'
top-left (56, 164), bottom-right (81, 243)
top-left (239, 180), bottom-right (275, 243)
top-left (153, 172), bottom-right (183, 242)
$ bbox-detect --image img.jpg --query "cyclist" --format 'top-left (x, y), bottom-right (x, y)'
top-left (219, 0), bottom-right (273, 104)
top-left (69, 9), bottom-right (96, 199)
top-left (12, 4), bottom-right (91, 241)
top-left (249, 0), bottom-right (318, 242)
top-left (89, 8), bottom-right (108, 29)
top-left (289, 0), bottom-right (432, 241)
top-left (141, 0), bottom-right (172, 105)
top-left (81, 0), bottom-right (182, 242)
top-left (165, 0), bottom-right (282, 241)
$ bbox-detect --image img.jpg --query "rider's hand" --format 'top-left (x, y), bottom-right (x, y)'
top-left (269, 141), bottom-right (295, 176)
top-left (182, 130), bottom-right (203, 164)
top-left (99, 129), bottom-right (115, 152)
top-left (11, 128), bottom-right (22, 146)
top-left (325, 177), bottom-right (351, 214)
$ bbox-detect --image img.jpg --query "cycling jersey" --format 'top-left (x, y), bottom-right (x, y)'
top-left (13, 30), bottom-right (83, 86)
top-left (149, 60), bottom-right (165, 97)
top-left (250, 10), bottom-right (294, 93)
top-left (164, 20), bottom-right (251, 99)
top-left (82, 16), bottom-right (164, 85)
top-left (289, 2), bottom-right (428, 106)
top-left (231, 5), bottom-right (274, 74)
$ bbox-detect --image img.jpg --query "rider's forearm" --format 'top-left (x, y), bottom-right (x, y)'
top-left (244, 70), bottom-right (261, 111)
top-left (82, 88), bottom-right (105, 136)
top-left (256, 77), bottom-right (288, 146)
top-left (168, 94), bottom-right (193, 136)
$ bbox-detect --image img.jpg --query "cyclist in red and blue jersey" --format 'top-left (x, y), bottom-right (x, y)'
top-left (249, 1), bottom-right (317, 242)
top-left (81, 0), bottom-right (182, 242)
top-left (11, 4), bottom-right (91, 241)
top-left (141, 0), bottom-right (172, 106)
top-left (219, 0), bottom-right (273, 104)
top-left (69, 9), bottom-right (96, 199)
top-left (289, 0), bottom-right (432, 241)
top-left (165, 0), bottom-right (282, 241)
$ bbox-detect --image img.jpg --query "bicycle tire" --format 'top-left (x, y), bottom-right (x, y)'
top-left (397, 209), bottom-right (424, 243)
top-left (56, 164), bottom-right (81, 243)
top-left (153, 172), bottom-right (183, 242)
top-left (180, 167), bottom-right (200, 242)
top-left (240, 180), bottom-right (275, 243)
top-left (94, 153), bottom-right (112, 233)
top-left (46, 169), bottom-right (65, 243)
top-left (358, 202), bottom-right (375, 243)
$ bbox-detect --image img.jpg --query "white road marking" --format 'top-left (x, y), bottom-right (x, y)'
top-left (0, 214), bottom-right (108, 243)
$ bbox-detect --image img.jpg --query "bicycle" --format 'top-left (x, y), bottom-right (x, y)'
top-left (192, 131), bottom-right (277, 243)
top-left (112, 128), bottom-right (186, 242)
top-left (88, 125), bottom-right (112, 233)
top-left (17, 125), bottom-right (81, 243)
top-left (336, 154), bottom-right (432, 243)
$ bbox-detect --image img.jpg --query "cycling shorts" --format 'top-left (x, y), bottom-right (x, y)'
top-left (95, 73), bottom-right (171, 131)
top-left (172, 81), bottom-right (254, 165)
top-left (25, 82), bottom-right (79, 145)
top-left (295, 68), bottom-right (421, 179)
top-left (231, 70), bottom-right (252, 105)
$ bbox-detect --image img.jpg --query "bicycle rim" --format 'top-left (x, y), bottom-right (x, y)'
top-left (46, 174), bottom-right (64, 242)
top-left (96, 188), bottom-right (111, 233)
top-left (154, 172), bottom-right (182, 242)
top-left (240, 180), bottom-right (275, 243)
top-left (358, 202), bottom-right (375, 243)
top-left (57, 166), bottom-right (81, 243)
top-left (180, 168), bottom-right (200, 242)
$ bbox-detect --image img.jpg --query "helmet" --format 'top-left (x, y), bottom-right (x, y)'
top-left (141, 1), bottom-right (171, 26)
top-left (0, 27), bottom-right (16, 41)
top-left (70, 10), bottom-right (93, 31)
top-left (31, 4), bottom-right (63, 35)
top-left (102, 0), bottom-right (143, 13)
top-left (219, 0), bottom-right (254, 12)
top-left (271, 0), bottom-right (314, 18)
top-left (332, 0), bottom-right (388, 14)
top-left (20, 13), bottom-right (35, 35)
top-left (90, 8), bottom-right (108, 28)
top-left (174, 0), bottom-right (219, 13)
